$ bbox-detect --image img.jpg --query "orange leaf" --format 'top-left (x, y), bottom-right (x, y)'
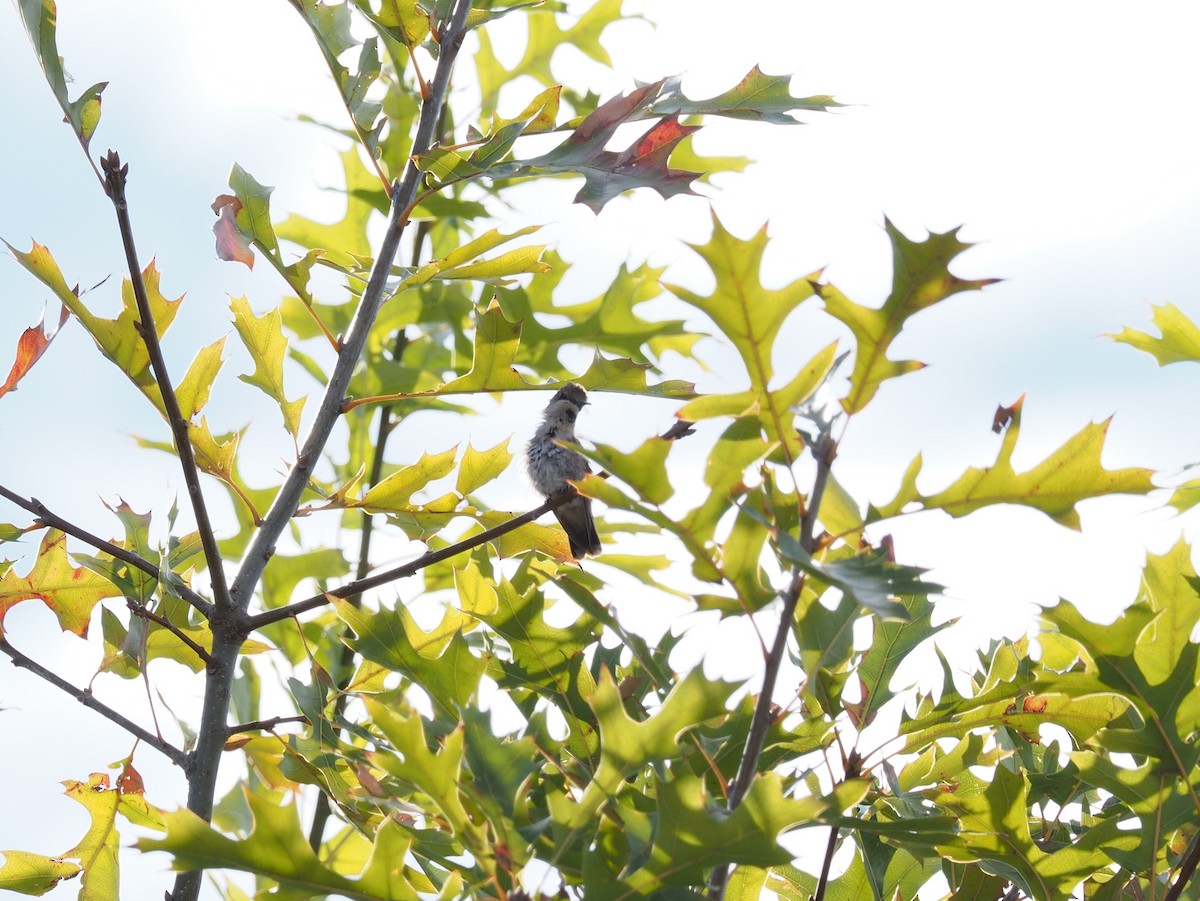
top-left (0, 304), bottom-right (69, 400)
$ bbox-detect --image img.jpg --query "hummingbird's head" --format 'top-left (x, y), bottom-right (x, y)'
top-left (550, 382), bottom-right (588, 409)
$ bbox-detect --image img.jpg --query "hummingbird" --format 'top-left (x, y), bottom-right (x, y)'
top-left (526, 383), bottom-right (602, 559)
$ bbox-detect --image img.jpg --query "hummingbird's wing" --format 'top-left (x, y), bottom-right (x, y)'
top-left (554, 495), bottom-right (601, 558)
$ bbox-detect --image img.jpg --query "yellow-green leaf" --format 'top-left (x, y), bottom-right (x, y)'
top-left (455, 438), bottom-right (513, 497)
top-left (817, 219), bottom-right (998, 414)
top-left (230, 296), bottom-right (306, 440)
top-left (174, 338), bottom-right (226, 420)
top-left (0, 850), bottom-right (80, 895)
top-left (63, 774), bottom-right (121, 901)
top-left (1108, 302), bottom-right (1200, 366)
top-left (359, 446), bottom-right (459, 511)
top-left (868, 398), bottom-right (1154, 529)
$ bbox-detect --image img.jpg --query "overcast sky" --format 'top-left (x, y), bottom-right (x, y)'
top-left (2, 2), bottom-right (1199, 897)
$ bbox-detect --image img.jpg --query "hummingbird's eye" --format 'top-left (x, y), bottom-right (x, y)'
top-left (566, 410), bottom-right (577, 423)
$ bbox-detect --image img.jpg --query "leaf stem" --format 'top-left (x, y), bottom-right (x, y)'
top-left (99, 151), bottom-right (232, 614)
top-left (0, 483), bottom-right (212, 617)
top-left (0, 637), bottom-right (188, 768)
top-left (226, 714), bottom-right (309, 736)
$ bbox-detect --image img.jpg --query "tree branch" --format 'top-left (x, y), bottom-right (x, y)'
top-left (126, 600), bottom-right (214, 667)
top-left (1165, 827), bottom-right (1200, 901)
top-left (249, 491), bottom-right (573, 630)
top-left (228, 0), bottom-right (474, 618)
top-left (0, 637), bottom-right (189, 769)
top-left (99, 152), bottom-right (232, 614)
top-left (0, 483), bottom-right (212, 618)
top-left (707, 433), bottom-right (838, 900)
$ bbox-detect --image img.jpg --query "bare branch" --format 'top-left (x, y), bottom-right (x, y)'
top-left (0, 637), bottom-right (189, 769)
top-left (99, 151), bottom-right (232, 614)
top-left (0, 483), bottom-right (212, 618)
top-left (248, 492), bottom-right (572, 631)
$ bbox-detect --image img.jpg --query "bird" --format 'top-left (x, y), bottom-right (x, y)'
top-left (526, 383), bottom-right (602, 559)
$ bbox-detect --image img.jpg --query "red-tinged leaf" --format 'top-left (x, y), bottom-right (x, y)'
top-left (212, 193), bottom-right (254, 268)
top-left (0, 304), bottom-right (69, 400)
top-left (0, 529), bottom-right (123, 638)
top-left (475, 81), bottom-right (702, 213)
top-left (117, 762), bottom-right (144, 796)
top-left (557, 110), bottom-right (700, 212)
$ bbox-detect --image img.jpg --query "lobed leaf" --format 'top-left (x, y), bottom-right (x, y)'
top-left (0, 529), bottom-right (122, 639)
top-left (816, 218), bottom-right (999, 413)
top-left (1107, 302), bottom-right (1200, 366)
top-left (869, 397), bottom-right (1155, 529)
top-left (230, 296), bottom-right (307, 441)
top-left (136, 790), bottom-right (420, 899)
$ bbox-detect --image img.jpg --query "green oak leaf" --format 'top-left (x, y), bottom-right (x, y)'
top-left (666, 211), bottom-right (822, 464)
top-left (815, 218), bottom-right (999, 413)
top-left (336, 597), bottom-right (486, 716)
top-left (0, 529), bottom-right (122, 639)
top-left (649, 66), bottom-right (841, 124)
top-left (136, 790), bottom-right (419, 899)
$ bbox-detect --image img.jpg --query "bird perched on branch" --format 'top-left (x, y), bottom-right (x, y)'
top-left (526, 383), bottom-right (602, 558)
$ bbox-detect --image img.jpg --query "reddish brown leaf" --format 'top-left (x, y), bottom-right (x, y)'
top-left (525, 82), bottom-right (702, 213)
top-left (0, 304), bottom-right (70, 400)
top-left (117, 761), bottom-right (145, 795)
top-left (212, 193), bottom-right (255, 268)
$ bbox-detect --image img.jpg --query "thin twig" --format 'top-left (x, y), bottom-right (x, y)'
top-left (0, 484), bottom-right (212, 617)
top-left (0, 637), bottom-right (189, 769)
top-left (249, 491), bottom-right (575, 630)
top-left (228, 0), bottom-right (474, 618)
top-left (127, 600), bottom-right (215, 666)
top-left (100, 152), bottom-right (232, 614)
top-left (1165, 827), bottom-right (1200, 901)
top-left (227, 715), bottom-right (309, 736)
top-left (813, 823), bottom-right (841, 901)
top-left (707, 433), bottom-right (838, 900)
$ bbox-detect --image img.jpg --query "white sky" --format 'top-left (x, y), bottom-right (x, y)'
top-left (2, 1), bottom-right (1199, 897)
